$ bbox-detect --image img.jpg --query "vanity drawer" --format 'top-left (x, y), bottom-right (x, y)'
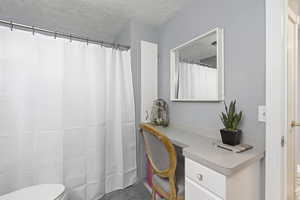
top-left (185, 158), bottom-right (226, 198)
top-left (185, 177), bottom-right (223, 200)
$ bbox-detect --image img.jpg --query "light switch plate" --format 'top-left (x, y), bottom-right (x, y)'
top-left (258, 105), bottom-right (266, 122)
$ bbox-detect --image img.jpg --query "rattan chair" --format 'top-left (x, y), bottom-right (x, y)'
top-left (140, 123), bottom-right (184, 200)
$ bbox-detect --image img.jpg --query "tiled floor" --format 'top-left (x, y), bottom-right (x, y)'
top-left (100, 183), bottom-right (151, 200)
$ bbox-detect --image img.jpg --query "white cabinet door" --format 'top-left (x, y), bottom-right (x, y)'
top-left (185, 178), bottom-right (223, 200)
top-left (140, 41), bottom-right (158, 122)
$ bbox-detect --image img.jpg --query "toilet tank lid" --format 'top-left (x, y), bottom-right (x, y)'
top-left (0, 184), bottom-right (65, 200)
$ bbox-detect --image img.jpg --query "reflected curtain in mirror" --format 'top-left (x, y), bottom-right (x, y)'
top-left (176, 62), bottom-right (218, 100)
top-left (170, 28), bottom-right (224, 101)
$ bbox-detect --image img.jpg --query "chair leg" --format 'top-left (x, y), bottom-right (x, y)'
top-left (152, 188), bottom-right (156, 200)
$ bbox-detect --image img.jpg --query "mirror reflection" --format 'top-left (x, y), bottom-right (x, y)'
top-left (171, 28), bottom-right (224, 101)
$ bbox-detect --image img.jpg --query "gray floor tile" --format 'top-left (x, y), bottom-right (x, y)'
top-left (100, 183), bottom-right (151, 200)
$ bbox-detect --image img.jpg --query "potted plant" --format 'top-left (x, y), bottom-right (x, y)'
top-left (220, 100), bottom-right (243, 146)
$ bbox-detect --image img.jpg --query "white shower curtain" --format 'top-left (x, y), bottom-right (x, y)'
top-left (177, 62), bottom-right (218, 100)
top-left (0, 26), bottom-right (136, 200)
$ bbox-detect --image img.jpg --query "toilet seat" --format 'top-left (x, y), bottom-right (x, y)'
top-left (0, 184), bottom-right (65, 200)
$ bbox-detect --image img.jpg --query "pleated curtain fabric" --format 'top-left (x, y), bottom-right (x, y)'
top-left (0, 26), bottom-right (136, 200)
top-left (177, 62), bottom-right (218, 100)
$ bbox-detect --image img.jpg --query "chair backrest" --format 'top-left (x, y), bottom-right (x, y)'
top-left (140, 123), bottom-right (177, 177)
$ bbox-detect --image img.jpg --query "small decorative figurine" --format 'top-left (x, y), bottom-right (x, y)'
top-left (150, 99), bottom-right (169, 127)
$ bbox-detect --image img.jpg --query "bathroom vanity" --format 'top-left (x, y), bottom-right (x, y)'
top-left (143, 124), bottom-right (264, 200)
top-left (141, 27), bottom-right (264, 200)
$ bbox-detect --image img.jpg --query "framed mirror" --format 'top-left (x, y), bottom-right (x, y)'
top-left (170, 28), bottom-right (224, 101)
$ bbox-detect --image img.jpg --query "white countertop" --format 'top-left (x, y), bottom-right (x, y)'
top-left (142, 123), bottom-right (265, 176)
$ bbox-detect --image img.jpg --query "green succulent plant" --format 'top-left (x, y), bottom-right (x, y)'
top-left (220, 100), bottom-right (243, 131)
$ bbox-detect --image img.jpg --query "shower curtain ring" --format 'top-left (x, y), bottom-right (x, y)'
top-left (10, 21), bottom-right (13, 31)
top-left (32, 26), bottom-right (35, 35)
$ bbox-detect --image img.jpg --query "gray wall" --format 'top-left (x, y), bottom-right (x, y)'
top-left (114, 24), bottom-right (131, 47)
top-left (115, 0), bottom-right (266, 187)
top-left (115, 21), bottom-right (160, 180)
top-left (158, 0), bottom-right (266, 148)
top-left (158, 0), bottom-right (266, 198)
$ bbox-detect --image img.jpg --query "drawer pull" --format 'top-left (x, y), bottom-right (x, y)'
top-left (197, 174), bottom-right (203, 181)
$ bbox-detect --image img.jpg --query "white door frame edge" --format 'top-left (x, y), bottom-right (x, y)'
top-left (265, 0), bottom-right (288, 200)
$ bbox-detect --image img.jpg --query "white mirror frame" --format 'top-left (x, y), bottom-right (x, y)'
top-left (170, 28), bottom-right (224, 102)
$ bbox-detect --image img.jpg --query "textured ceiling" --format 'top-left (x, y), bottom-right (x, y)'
top-left (0, 0), bottom-right (190, 42)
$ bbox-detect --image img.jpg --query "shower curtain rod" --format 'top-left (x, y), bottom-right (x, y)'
top-left (0, 19), bottom-right (130, 50)
top-left (179, 58), bottom-right (214, 68)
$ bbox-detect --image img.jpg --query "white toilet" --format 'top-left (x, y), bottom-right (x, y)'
top-left (0, 184), bottom-right (65, 200)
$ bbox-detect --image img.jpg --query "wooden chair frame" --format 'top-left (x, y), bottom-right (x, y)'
top-left (140, 123), bottom-right (184, 200)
